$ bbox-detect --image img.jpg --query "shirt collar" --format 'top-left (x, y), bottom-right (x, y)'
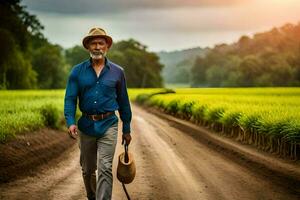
top-left (87, 57), bottom-right (111, 69)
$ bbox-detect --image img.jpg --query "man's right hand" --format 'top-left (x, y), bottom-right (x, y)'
top-left (68, 125), bottom-right (78, 139)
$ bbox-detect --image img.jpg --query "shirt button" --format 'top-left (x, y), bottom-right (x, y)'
top-left (94, 101), bottom-right (97, 104)
top-left (96, 91), bottom-right (98, 94)
top-left (96, 81), bottom-right (99, 84)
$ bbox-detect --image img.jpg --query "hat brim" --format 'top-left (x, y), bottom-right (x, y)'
top-left (82, 35), bottom-right (113, 49)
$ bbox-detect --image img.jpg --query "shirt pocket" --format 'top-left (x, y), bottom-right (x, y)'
top-left (101, 80), bottom-right (117, 97)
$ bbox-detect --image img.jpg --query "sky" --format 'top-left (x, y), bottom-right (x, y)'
top-left (22, 0), bottom-right (300, 52)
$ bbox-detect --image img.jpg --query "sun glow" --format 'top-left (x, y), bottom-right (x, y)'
top-left (267, 0), bottom-right (298, 4)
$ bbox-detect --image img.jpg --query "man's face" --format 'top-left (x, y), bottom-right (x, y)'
top-left (88, 37), bottom-right (108, 60)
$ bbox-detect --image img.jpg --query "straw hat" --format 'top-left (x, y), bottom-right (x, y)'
top-left (82, 27), bottom-right (113, 49)
top-left (117, 147), bottom-right (136, 184)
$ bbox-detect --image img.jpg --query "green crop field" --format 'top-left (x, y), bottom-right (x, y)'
top-left (0, 90), bottom-right (65, 142)
top-left (0, 89), bottom-right (152, 143)
top-left (2, 88), bottom-right (299, 160)
top-left (135, 87), bottom-right (300, 160)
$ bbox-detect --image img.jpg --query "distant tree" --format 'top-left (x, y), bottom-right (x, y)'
top-left (238, 55), bottom-right (263, 86)
top-left (191, 49), bottom-right (227, 87)
top-left (163, 59), bottom-right (190, 84)
top-left (0, 0), bottom-right (44, 89)
top-left (205, 65), bottom-right (226, 87)
top-left (190, 22), bottom-right (300, 87)
top-left (32, 44), bottom-right (68, 88)
top-left (0, 0), bottom-right (43, 52)
top-left (0, 29), bottom-right (37, 89)
top-left (259, 51), bottom-right (294, 86)
top-left (159, 47), bottom-right (207, 85)
top-left (5, 50), bottom-right (37, 89)
top-left (108, 39), bottom-right (164, 88)
top-left (173, 61), bottom-right (190, 83)
top-left (191, 56), bottom-right (208, 87)
top-left (288, 46), bottom-right (300, 85)
top-left (221, 55), bottom-right (242, 87)
top-left (65, 45), bottom-right (89, 66)
top-left (64, 39), bottom-right (164, 88)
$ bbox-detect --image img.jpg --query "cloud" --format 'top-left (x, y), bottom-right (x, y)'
top-left (22, 0), bottom-right (300, 51)
top-left (33, 11), bottom-right (252, 51)
top-left (23, 0), bottom-right (245, 14)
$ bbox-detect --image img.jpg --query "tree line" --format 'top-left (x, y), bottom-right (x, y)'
top-left (191, 23), bottom-right (300, 87)
top-left (158, 47), bottom-right (207, 85)
top-left (0, 0), bottom-right (163, 89)
top-left (66, 40), bottom-right (164, 88)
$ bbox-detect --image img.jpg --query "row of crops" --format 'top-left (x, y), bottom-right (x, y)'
top-left (134, 88), bottom-right (300, 160)
top-left (2, 88), bottom-right (300, 160)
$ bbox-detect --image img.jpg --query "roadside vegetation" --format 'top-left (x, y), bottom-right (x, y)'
top-left (134, 88), bottom-right (300, 160)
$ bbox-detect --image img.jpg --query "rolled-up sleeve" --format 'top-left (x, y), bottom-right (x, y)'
top-left (116, 70), bottom-right (132, 134)
top-left (64, 67), bottom-right (79, 127)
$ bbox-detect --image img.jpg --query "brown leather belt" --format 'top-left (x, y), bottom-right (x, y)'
top-left (84, 111), bottom-right (114, 121)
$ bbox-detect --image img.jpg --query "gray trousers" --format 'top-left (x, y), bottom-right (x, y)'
top-left (78, 122), bottom-right (118, 200)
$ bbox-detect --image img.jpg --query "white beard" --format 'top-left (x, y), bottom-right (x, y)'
top-left (90, 51), bottom-right (106, 60)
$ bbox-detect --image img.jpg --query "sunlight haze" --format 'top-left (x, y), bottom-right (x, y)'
top-left (23, 0), bottom-right (300, 51)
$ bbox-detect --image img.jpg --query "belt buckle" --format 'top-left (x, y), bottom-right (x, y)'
top-left (91, 114), bottom-right (104, 121)
top-left (91, 115), bottom-right (97, 121)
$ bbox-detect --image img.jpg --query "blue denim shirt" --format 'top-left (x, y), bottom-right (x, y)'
top-left (64, 57), bottom-right (132, 137)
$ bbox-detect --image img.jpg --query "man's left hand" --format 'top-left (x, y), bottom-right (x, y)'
top-left (122, 133), bottom-right (131, 145)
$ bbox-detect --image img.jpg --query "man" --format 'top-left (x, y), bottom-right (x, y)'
top-left (64, 27), bottom-right (132, 200)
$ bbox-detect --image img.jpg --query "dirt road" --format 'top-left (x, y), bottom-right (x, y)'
top-left (1, 104), bottom-right (299, 200)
